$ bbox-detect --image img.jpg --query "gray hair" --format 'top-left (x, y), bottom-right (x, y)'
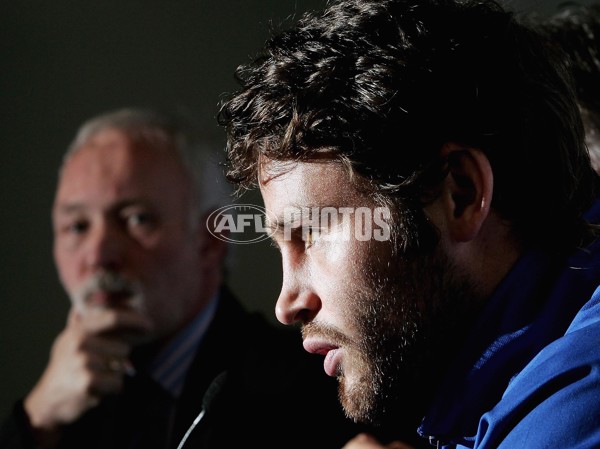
top-left (64, 107), bottom-right (233, 219)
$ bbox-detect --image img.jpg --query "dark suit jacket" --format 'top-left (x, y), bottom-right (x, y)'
top-left (0, 286), bottom-right (367, 449)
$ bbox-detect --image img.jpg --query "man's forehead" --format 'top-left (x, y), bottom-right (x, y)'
top-left (54, 133), bottom-right (191, 213)
top-left (259, 158), bottom-right (346, 183)
top-left (259, 159), bottom-right (374, 211)
top-left (77, 127), bottom-right (130, 151)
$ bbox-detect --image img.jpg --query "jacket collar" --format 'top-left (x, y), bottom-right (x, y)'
top-left (419, 201), bottom-right (600, 446)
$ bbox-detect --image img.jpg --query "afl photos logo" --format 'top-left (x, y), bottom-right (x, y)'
top-left (206, 204), bottom-right (275, 244)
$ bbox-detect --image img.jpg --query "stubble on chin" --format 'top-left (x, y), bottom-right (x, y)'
top-left (337, 342), bottom-right (382, 423)
top-left (335, 248), bottom-right (481, 427)
top-left (301, 319), bottom-right (383, 423)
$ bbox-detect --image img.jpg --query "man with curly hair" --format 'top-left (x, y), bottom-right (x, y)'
top-left (219, 0), bottom-right (600, 447)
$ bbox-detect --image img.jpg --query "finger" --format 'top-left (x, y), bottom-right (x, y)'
top-left (82, 336), bottom-right (131, 359)
top-left (84, 351), bottom-right (129, 372)
top-left (88, 371), bottom-right (125, 396)
top-left (386, 441), bottom-right (416, 449)
top-left (67, 306), bottom-right (83, 327)
top-left (79, 307), bottom-right (153, 336)
top-left (82, 353), bottom-right (128, 382)
top-left (81, 346), bottom-right (136, 378)
top-left (342, 433), bottom-right (386, 449)
top-left (105, 357), bottom-right (135, 376)
top-left (99, 356), bottom-right (135, 376)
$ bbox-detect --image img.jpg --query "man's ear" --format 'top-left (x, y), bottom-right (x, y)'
top-left (438, 143), bottom-right (493, 242)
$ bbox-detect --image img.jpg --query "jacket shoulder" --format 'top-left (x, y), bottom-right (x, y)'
top-left (475, 299), bottom-right (600, 448)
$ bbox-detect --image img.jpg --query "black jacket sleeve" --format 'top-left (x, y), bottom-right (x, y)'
top-left (0, 400), bottom-right (35, 449)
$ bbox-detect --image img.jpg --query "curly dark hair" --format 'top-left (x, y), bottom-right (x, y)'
top-left (218, 0), bottom-right (598, 250)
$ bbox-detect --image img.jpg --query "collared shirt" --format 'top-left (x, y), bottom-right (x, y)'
top-left (149, 294), bottom-right (220, 398)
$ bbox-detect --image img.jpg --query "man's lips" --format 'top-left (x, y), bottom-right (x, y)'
top-left (303, 339), bottom-right (342, 377)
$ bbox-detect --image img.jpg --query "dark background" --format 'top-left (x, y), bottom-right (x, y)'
top-left (0, 0), bottom-right (589, 418)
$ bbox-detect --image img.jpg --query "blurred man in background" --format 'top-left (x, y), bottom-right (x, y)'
top-left (0, 107), bottom-right (365, 449)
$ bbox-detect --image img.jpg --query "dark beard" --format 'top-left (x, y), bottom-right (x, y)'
top-left (337, 240), bottom-right (484, 434)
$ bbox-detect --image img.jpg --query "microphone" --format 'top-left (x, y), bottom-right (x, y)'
top-left (176, 371), bottom-right (229, 449)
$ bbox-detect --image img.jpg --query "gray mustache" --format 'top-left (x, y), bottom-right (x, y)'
top-left (72, 271), bottom-right (144, 311)
top-left (92, 272), bottom-right (136, 294)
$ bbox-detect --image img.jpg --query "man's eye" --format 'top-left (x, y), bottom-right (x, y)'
top-left (303, 226), bottom-right (320, 249)
top-left (65, 220), bottom-right (88, 234)
top-left (125, 212), bottom-right (156, 229)
top-left (127, 213), bottom-right (153, 226)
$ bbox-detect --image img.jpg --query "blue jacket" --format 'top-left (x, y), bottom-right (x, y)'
top-left (418, 202), bottom-right (600, 448)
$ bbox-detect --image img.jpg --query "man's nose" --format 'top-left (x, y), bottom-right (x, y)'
top-left (275, 268), bottom-right (321, 325)
top-left (84, 223), bottom-right (125, 271)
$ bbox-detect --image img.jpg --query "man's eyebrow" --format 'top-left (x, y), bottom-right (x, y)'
top-left (265, 204), bottom-right (339, 234)
top-left (54, 198), bottom-right (150, 215)
top-left (54, 203), bottom-right (86, 215)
